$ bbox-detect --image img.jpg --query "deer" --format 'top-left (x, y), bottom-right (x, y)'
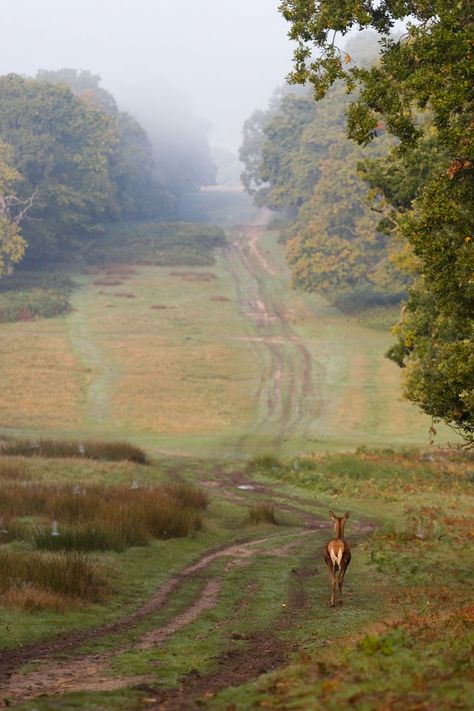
top-left (323, 511), bottom-right (351, 607)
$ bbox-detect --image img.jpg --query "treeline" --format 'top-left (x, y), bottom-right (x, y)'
top-left (0, 69), bottom-right (216, 273)
top-left (240, 78), bottom-right (408, 314)
top-left (244, 2), bottom-right (474, 444)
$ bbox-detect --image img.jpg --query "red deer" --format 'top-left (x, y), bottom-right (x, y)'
top-left (323, 511), bottom-right (351, 607)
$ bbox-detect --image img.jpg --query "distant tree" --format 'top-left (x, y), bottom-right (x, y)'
top-left (36, 68), bottom-right (118, 114)
top-left (0, 142), bottom-right (28, 275)
top-left (0, 74), bottom-right (118, 262)
top-left (36, 68), bottom-right (174, 219)
top-left (279, 0), bottom-right (474, 442)
top-left (241, 82), bottom-right (404, 305)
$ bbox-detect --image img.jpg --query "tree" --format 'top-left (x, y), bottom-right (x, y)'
top-left (35, 69), bottom-right (174, 220)
top-left (279, 0), bottom-right (474, 442)
top-left (241, 81), bottom-right (405, 306)
top-left (0, 74), bottom-right (118, 262)
top-left (0, 142), bottom-right (29, 276)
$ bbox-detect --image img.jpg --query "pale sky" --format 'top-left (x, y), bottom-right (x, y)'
top-left (0, 0), bottom-right (296, 151)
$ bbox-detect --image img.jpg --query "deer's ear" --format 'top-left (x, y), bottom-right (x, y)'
top-left (329, 511), bottom-right (336, 521)
top-left (344, 511), bottom-right (350, 519)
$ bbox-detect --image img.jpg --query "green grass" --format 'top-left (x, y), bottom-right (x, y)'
top-left (0, 449), bottom-right (473, 710)
top-left (0, 216), bottom-right (459, 456)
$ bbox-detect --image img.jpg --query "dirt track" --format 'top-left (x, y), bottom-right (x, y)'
top-left (225, 223), bottom-right (317, 451)
top-left (0, 529), bottom-right (322, 707)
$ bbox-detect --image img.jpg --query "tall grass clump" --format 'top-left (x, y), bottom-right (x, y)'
top-left (0, 458), bottom-right (28, 480)
top-left (248, 504), bottom-right (279, 525)
top-left (250, 454), bottom-right (283, 471)
top-left (0, 481), bottom-right (208, 552)
top-left (0, 437), bottom-right (147, 463)
top-left (0, 549), bottom-right (107, 602)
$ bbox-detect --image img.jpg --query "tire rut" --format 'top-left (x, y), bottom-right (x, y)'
top-left (225, 221), bottom-right (318, 452)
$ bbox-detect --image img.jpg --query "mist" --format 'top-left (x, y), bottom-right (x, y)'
top-left (0, 0), bottom-right (295, 153)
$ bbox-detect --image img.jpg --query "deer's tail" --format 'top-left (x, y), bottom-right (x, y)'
top-left (330, 547), bottom-right (344, 574)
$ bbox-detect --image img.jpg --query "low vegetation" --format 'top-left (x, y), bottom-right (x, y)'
top-left (0, 271), bottom-right (76, 323)
top-left (0, 437), bottom-right (147, 463)
top-left (0, 480), bottom-right (207, 551)
top-left (218, 448), bottom-right (473, 711)
top-left (248, 503), bottom-right (279, 525)
top-left (0, 550), bottom-right (107, 605)
top-left (83, 220), bottom-right (226, 267)
top-left (0, 454), bottom-right (209, 612)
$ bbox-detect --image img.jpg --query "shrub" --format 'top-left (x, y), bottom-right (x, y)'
top-left (83, 220), bottom-right (226, 267)
top-left (0, 272), bottom-right (76, 323)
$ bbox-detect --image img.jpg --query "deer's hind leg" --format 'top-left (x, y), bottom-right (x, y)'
top-left (338, 549), bottom-right (351, 605)
top-left (330, 572), bottom-right (338, 607)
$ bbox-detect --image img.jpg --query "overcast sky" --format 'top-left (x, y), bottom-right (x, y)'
top-left (0, 0), bottom-right (296, 151)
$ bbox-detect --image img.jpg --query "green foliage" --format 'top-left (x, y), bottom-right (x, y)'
top-left (279, 0), bottom-right (474, 442)
top-left (0, 270), bottom-right (75, 322)
top-left (37, 68), bottom-right (175, 221)
top-left (241, 82), bottom-right (407, 307)
top-left (249, 453), bottom-right (284, 470)
top-left (83, 220), bottom-right (226, 267)
top-left (0, 74), bottom-right (118, 262)
top-left (0, 141), bottom-right (27, 275)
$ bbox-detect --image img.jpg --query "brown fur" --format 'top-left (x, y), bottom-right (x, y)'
top-left (323, 511), bottom-right (351, 607)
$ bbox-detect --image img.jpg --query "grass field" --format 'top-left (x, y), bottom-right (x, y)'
top-left (0, 448), bottom-right (471, 709)
top-left (0, 193), bottom-right (471, 709)
top-left (0, 193), bottom-right (456, 455)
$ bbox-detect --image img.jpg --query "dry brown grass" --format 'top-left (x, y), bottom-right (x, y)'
top-left (210, 295), bottom-right (231, 302)
top-left (111, 339), bottom-right (255, 434)
top-left (0, 480), bottom-right (208, 551)
top-left (248, 504), bottom-right (279, 525)
top-left (0, 321), bottom-right (86, 429)
top-left (0, 584), bottom-right (75, 612)
top-left (0, 437), bottom-right (147, 463)
top-left (0, 458), bottom-right (29, 480)
top-left (0, 549), bottom-right (108, 602)
top-left (104, 264), bottom-right (136, 276)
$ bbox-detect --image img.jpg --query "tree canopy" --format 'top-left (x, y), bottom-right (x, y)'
top-left (0, 70), bottom-right (216, 268)
top-left (0, 141), bottom-right (27, 276)
top-left (240, 80), bottom-right (406, 307)
top-left (279, 0), bottom-right (474, 442)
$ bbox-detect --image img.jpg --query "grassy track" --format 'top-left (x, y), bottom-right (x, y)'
top-left (0, 450), bottom-right (471, 710)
